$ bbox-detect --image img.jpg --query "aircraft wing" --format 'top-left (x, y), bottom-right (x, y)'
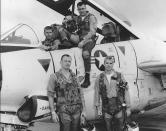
top-left (138, 103), bottom-right (166, 130)
top-left (139, 60), bottom-right (166, 73)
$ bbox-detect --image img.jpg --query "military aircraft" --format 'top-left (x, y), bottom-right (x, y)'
top-left (1, 0), bottom-right (166, 130)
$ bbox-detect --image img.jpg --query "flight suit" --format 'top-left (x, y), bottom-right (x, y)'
top-left (94, 70), bottom-right (130, 131)
top-left (76, 12), bottom-right (98, 88)
top-left (47, 69), bottom-right (84, 131)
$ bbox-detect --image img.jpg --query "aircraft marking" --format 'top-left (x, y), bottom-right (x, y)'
top-left (118, 46), bottom-right (125, 55)
top-left (0, 111), bottom-right (16, 115)
top-left (93, 50), bottom-right (107, 71)
top-left (38, 59), bottom-right (51, 72)
top-left (33, 113), bottom-right (50, 121)
top-left (40, 106), bottom-right (49, 110)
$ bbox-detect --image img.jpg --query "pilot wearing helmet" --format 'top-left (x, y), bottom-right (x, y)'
top-left (100, 22), bottom-right (119, 44)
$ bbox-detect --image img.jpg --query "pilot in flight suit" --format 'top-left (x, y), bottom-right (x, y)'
top-left (94, 56), bottom-right (131, 131)
top-left (47, 54), bottom-right (86, 131)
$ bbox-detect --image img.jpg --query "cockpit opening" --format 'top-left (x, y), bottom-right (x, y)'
top-left (1, 24), bottom-right (39, 45)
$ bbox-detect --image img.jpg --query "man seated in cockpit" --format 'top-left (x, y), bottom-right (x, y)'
top-left (100, 22), bottom-right (119, 44)
top-left (39, 26), bottom-right (61, 51)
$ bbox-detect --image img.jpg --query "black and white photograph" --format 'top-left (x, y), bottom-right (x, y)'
top-left (1, 0), bottom-right (166, 131)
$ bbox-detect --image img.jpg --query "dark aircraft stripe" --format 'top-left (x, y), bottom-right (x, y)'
top-left (0, 45), bottom-right (36, 53)
top-left (33, 113), bottom-right (51, 121)
top-left (0, 111), bottom-right (16, 115)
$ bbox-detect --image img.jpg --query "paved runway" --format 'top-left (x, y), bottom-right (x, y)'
top-left (28, 104), bottom-right (166, 131)
top-left (28, 121), bottom-right (166, 131)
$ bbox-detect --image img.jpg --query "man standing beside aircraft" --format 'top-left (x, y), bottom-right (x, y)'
top-left (39, 26), bottom-right (61, 51)
top-left (47, 54), bottom-right (86, 131)
top-left (94, 56), bottom-right (131, 131)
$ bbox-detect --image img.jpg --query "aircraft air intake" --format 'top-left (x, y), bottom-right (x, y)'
top-left (17, 97), bottom-right (37, 123)
top-left (17, 95), bottom-right (54, 123)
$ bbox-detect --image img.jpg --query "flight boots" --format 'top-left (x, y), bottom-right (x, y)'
top-left (81, 73), bottom-right (90, 88)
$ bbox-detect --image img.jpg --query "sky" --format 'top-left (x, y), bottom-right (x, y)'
top-left (1, 0), bottom-right (64, 40)
top-left (1, 0), bottom-right (166, 41)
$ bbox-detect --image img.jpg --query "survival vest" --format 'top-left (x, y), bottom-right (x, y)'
top-left (54, 71), bottom-right (82, 107)
top-left (77, 13), bottom-right (96, 39)
top-left (99, 72), bottom-right (125, 115)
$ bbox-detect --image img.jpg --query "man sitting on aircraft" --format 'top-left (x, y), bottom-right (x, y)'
top-left (100, 22), bottom-right (119, 44)
top-left (76, 1), bottom-right (97, 88)
top-left (47, 54), bottom-right (86, 131)
top-left (94, 56), bottom-right (131, 131)
top-left (39, 26), bottom-right (61, 51)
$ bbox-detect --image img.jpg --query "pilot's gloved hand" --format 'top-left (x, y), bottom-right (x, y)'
top-left (38, 45), bottom-right (45, 50)
top-left (70, 34), bottom-right (79, 44)
top-left (52, 39), bottom-right (61, 50)
top-left (39, 45), bottom-right (48, 51)
top-left (78, 40), bottom-right (85, 48)
top-left (39, 45), bottom-right (50, 51)
top-left (51, 111), bottom-right (59, 123)
top-left (51, 45), bottom-right (59, 50)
